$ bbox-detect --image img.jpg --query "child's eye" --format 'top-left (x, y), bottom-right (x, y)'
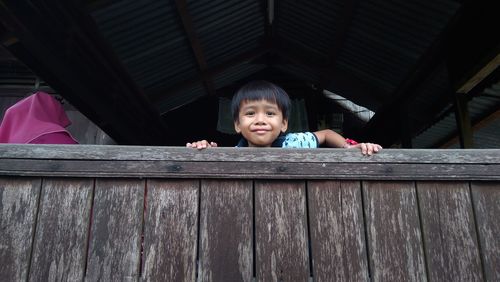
top-left (266, 111), bottom-right (276, 116)
top-left (244, 111), bottom-right (255, 116)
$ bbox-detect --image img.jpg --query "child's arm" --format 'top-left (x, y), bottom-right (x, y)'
top-left (314, 129), bottom-right (382, 155)
top-left (186, 140), bottom-right (218, 149)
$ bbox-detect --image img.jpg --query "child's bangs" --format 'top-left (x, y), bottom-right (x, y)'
top-left (244, 89), bottom-right (279, 104)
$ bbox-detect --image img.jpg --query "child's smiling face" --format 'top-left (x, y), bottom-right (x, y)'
top-left (234, 99), bottom-right (288, 147)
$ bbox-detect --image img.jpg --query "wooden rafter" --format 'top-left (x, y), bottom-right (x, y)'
top-left (358, 8), bottom-right (464, 146)
top-left (174, 0), bottom-right (215, 96)
top-left (273, 39), bottom-right (385, 109)
top-left (457, 52), bottom-right (500, 94)
top-left (0, 1), bottom-right (171, 145)
top-left (148, 46), bottom-right (270, 112)
top-left (320, 0), bottom-right (360, 87)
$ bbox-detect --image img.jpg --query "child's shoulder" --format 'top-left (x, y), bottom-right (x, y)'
top-left (281, 132), bottom-right (318, 148)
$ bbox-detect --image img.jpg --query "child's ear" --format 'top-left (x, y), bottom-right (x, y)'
top-left (234, 121), bottom-right (241, 133)
top-left (281, 119), bottom-right (288, 133)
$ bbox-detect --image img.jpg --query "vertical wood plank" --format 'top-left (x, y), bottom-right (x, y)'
top-left (141, 179), bottom-right (199, 281)
top-left (471, 182), bottom-right (500, 281)
top-left (29, 178), bottom-right (93, 281)
top-left (198, 179), bottom-right (253, 282)
top-left (418, 181), bottom-right (483, 281)
top-left (364, 181), bottom-right (426, 281)
top-left (308, 180), bottom-right (368, 281)
top-left (0, 177), bottom-right (41, 281)
top-left (255, 180), bottom-right (309, 281)
top-left (86, 178), bottom-right (144, 281)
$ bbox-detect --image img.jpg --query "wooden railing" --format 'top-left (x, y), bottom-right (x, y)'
top-left (1, 144), bottom-right (499, 281)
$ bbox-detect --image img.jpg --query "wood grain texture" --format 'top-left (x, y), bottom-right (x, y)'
top-left (2, 145), bottom-right (499, 164)
top-left (418, 181), bottom-right (484, 281)
top-left (471, 182), bottom-right (500, 281)
top-left (2, 145), bottom-right (500, 180)
top-left (0, 177), bottom-right (41, 281)
top-left (29, 178), bottom-right (93, 281)
top-left (198, 179), bottom-right (253, 282)
top-left (363, 181), bottom-right (426, 281)
top-left (86, 178), bottom-right (144, 281)
top-left (2, 159), bottom-right (499, 180)
top-left (308, 180), bottom-right (368, 281)
top-left (141, 179), bottom-right (199, 282)
top-left (255, 180), bottom-right (309, 281)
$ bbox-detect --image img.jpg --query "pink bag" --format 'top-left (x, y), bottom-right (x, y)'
top-left (0, 91), bottom-right (78, 144)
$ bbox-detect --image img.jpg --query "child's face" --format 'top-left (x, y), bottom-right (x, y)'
top-left (234, 99), bottom-right (288, 147)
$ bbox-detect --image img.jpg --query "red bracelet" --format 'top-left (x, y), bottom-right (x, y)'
top-left (345, 138), bottom-right (358, 145)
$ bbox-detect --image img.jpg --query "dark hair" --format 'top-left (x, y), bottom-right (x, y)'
top-left (231, 80), bottom-right (291, 122)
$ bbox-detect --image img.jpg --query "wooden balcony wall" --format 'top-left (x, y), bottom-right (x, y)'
top-left (1, 145), bottom-right (499, 281)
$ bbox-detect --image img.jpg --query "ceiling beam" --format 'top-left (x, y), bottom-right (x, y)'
top-left (456, 51), bottom-right (500, 94)
top-left (0, 1), bottom-right (171, 145)
top-left (174, 0), bottom-right (215, 96)
top-left (258, 0), bottom-right (276, 49)
top-left (361, 0), bottom-right (500, 147)
top-left (358, 5), bottom-right (466, 146)
top-left (440, 108), bottom-right (500, 149)
top-left (320, 0), bottom-right (360, 87)
top-left (85, 0), bottom-right (117, 12)
top-left (148, 46), bottom-right (270, 110)
top-left (273, 38), bottom-right (385, 109)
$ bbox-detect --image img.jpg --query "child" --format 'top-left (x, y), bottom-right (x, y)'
top-left (186, 80), bottom-right (382, 155)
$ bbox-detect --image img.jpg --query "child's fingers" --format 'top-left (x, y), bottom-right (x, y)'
top-left (361, 143), bottom-right (368, 155)
top-left (186, 140), bottom-right (216, 149)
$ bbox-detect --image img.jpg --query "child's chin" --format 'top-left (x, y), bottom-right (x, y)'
top-left (249, 141), bottom-right (272, 147)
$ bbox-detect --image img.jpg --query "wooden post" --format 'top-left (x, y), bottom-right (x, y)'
top-left (399, 106), bottom-right (413, 148)
top-left (453, 93), bottom-right (473, 148)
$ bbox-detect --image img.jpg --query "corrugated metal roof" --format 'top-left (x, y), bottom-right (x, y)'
top-left (413, 80), bottom-right (500, 148)
top-left (157, 82), bottom-right (205, 114)
top-left (277, 1), bottom-right (344, 58)
top-left (91, 0), bottom-right (198, 90)
top-left (1, 0), bottom-right (497, 147)
top-left (189, 0), bottom-right (264, 67)
top-left (335, 1), bottom-right (459, 98)
top-left (213, 62), bottom-right (266, 89)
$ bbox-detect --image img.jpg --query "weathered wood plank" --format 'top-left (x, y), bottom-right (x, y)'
top-left (363, 181), bottom-right (426, 281)
top-left (86, 178), bottom-right (144, 281)
top-left (418, 181), bottom-right (483, 281)
top-left (308, 180), bottom-right (368, 281)
top-left (255, 180), bottom-right (309, 281)
top-left (141, 179), bottom-right (198, 281)
top-left (471, 182), bottom-right (500, 281)
top-left (2, 145), bottom-right (500, 164)
top-left (0, 177), bottom-right (41, 281)
top-left (198, 179), bottom-right (253, 282)
top-left (29, 178), bottom-right (93, 281)
top-left (419, 181), bottom-right (485, 281)
top-left (2, 159), bottom-right (499, 180)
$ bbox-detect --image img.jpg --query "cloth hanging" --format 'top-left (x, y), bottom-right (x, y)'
top-left (0, 91), bottom-right (78, 144)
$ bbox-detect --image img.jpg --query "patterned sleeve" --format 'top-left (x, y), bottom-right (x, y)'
top-left (281, 132), bottom-right (319, 148)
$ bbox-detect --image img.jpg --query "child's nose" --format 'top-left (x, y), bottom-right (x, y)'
top-left (255, 113), bottom-right (267, 123)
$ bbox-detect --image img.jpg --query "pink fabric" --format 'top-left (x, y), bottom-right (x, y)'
top-left (0, 91), bottom-right (78, 144)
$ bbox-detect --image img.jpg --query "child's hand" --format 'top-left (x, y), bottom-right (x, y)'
top-left (349, 143), bottom-right (382, 155)
top-left (186, 140), bottom-right (218, 150)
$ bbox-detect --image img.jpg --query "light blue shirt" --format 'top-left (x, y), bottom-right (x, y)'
top-left (236, 132), bottom-right (319, 148)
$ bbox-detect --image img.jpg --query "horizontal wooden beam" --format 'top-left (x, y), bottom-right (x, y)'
top-left (457, 52), bottom-right (500, 94)
top-left (1, 145), bottom-right (499, 180)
